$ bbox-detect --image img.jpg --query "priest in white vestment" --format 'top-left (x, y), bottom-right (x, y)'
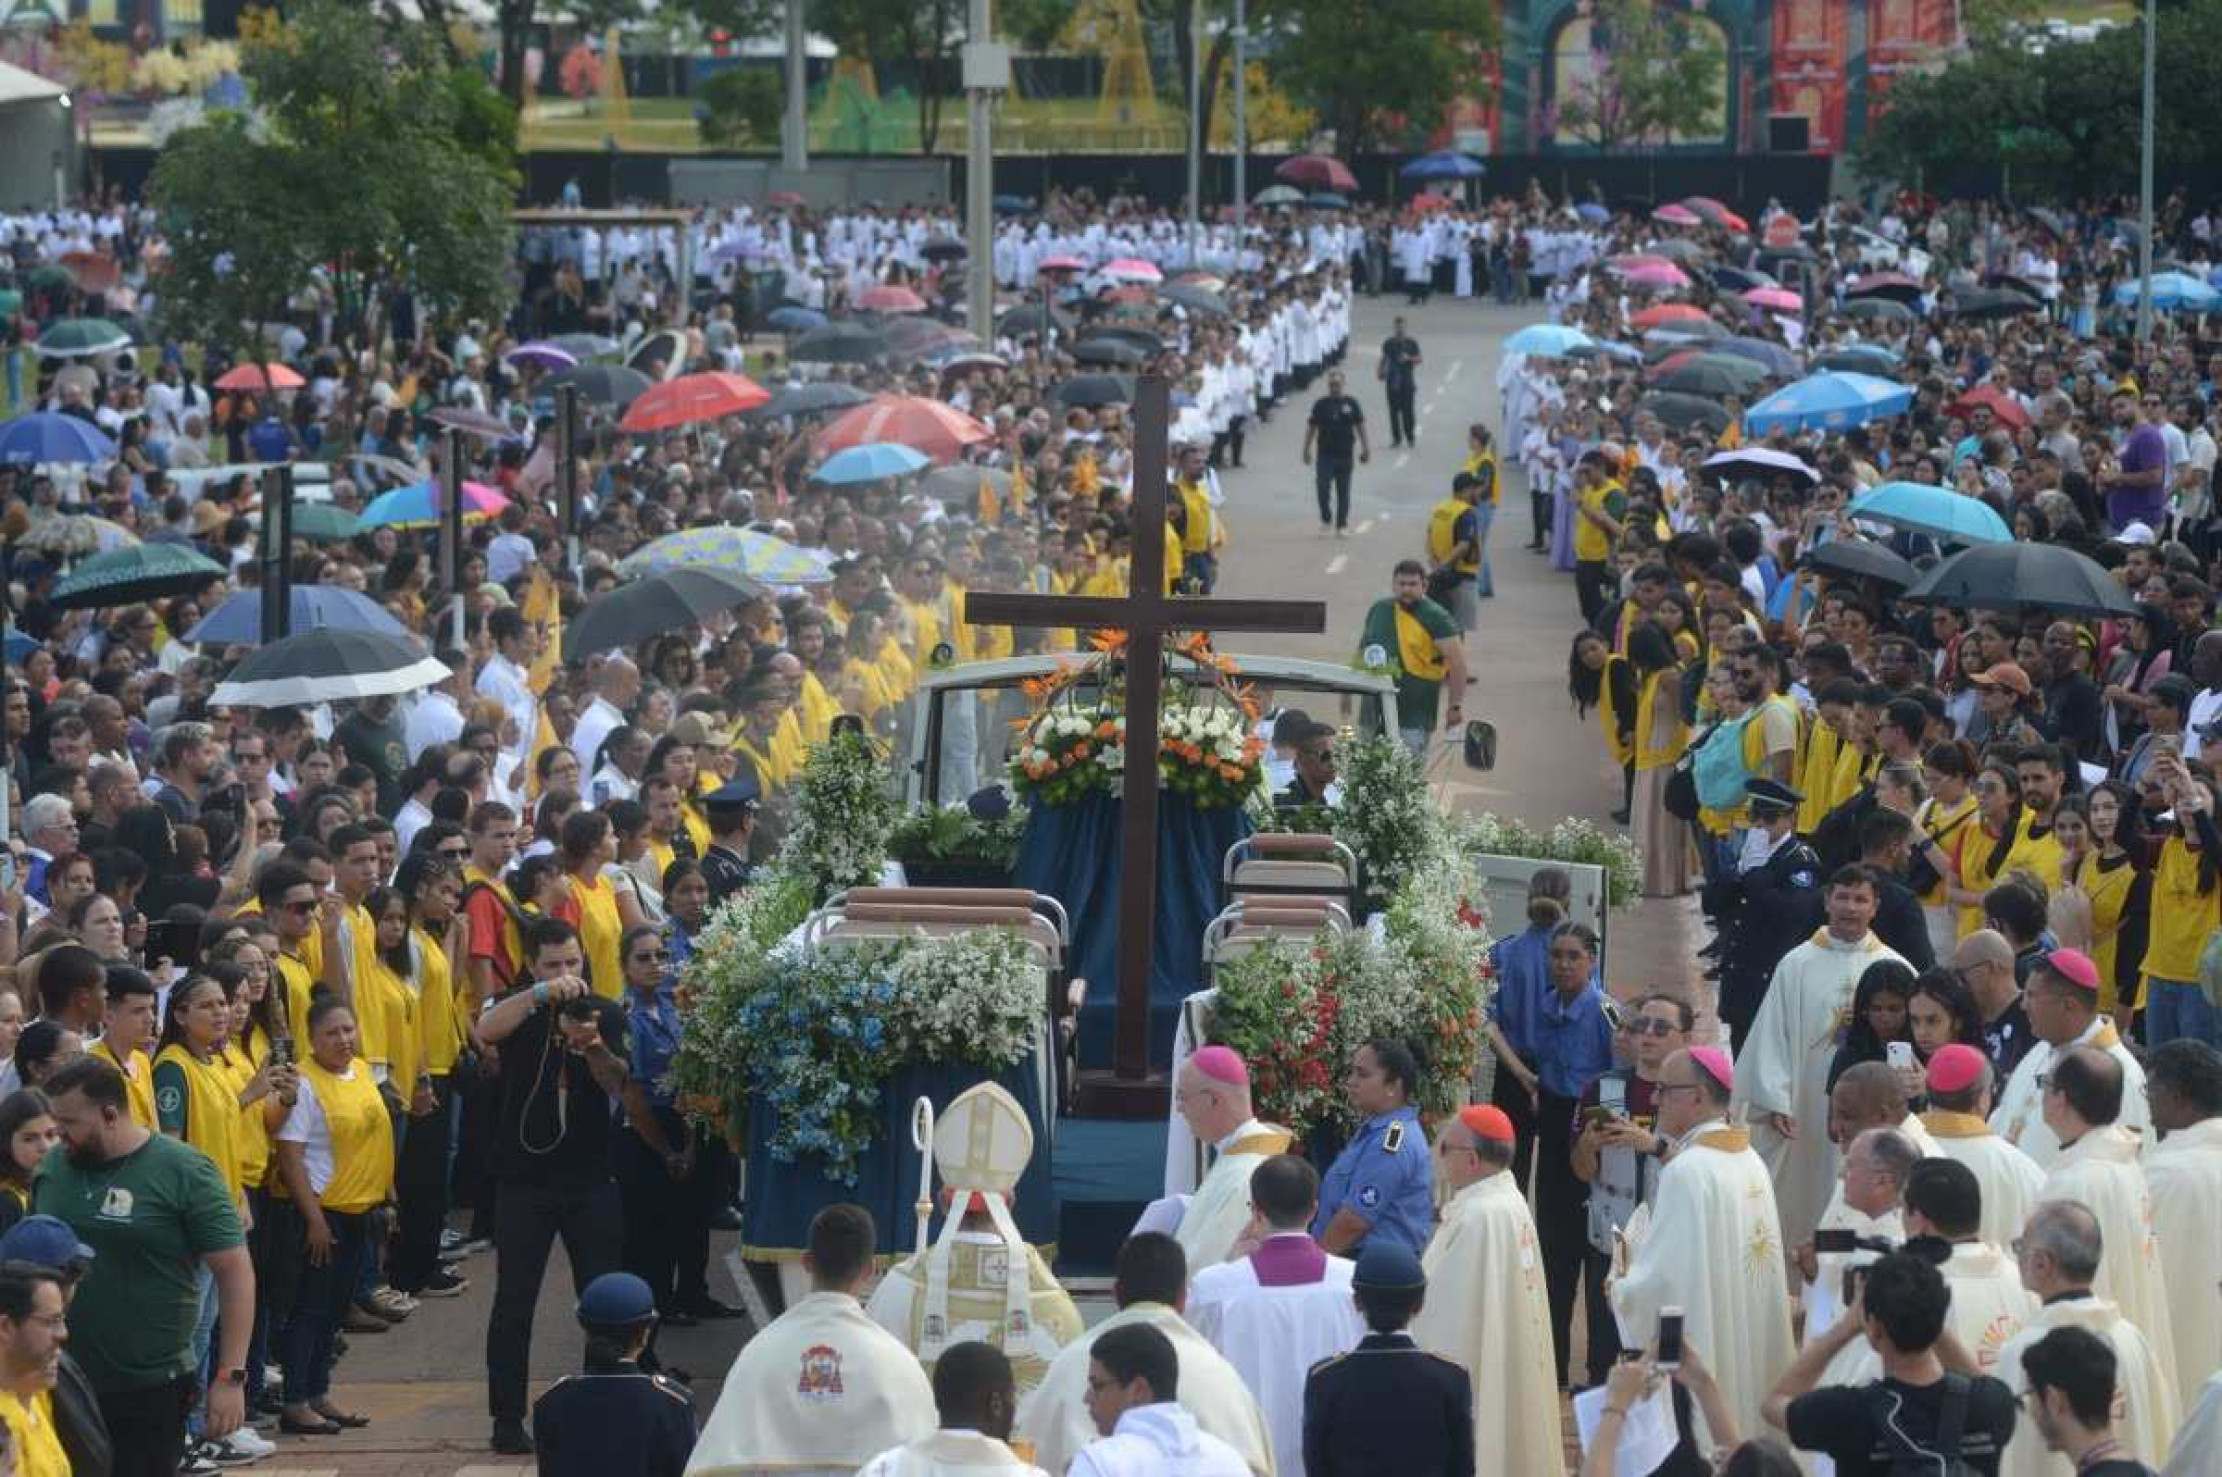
top-left (1611, 1047), bottom-right (1797, 1445)
top-left (1921, 1043), bottom-right (2049, 1252)
top-left (857, 1341), bottom-right (1049, 1477)
top-left (1151, 1046), bottom-right (1294, 1273)
top-left (1732, 874), bottom-right (1908, 1252)
top-left (1013, 1233), bottom-right (1272, 1477)
top-left (2034, 1046), bottom-right (2176, 1390)
top-left (1186, 1155), bottom-right (1364, 1477)
top-left (1803, 1125), bottom-right (1921, 1364)
top-left (869, 1082), bottom-right (1085, 1393)
top-left (1409, 1105), bottom-right (1564, 1477)
top-left (1991, 949), bottom-right (2152, 1168)
top-left (2145, 1038), bottom-right (2222, 1409)
top-left (1070, 1323), bottom-right (1252, 1477)
top-left (2162, 1370), bottom-right (2222, 1477)
top-left (1994, 1202), bottom-right (2181, 1477)
top-left (688, 1204), bottom-right (936, 1477)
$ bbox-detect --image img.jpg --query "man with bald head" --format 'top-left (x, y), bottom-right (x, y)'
top-left (1952, 927), bottom-right (2035, 1078)
top-left (1797, 1063), bottom-right (1940, 1304)
top-left (1993, 948), bottom-right (2152, 1167)
top-left (1160, 1048), bottom-right (1293, 1270)
top-left (1920, 1043), bottom-right (2047, 1252)
top-left (571, 654), bottom-right (640, 775)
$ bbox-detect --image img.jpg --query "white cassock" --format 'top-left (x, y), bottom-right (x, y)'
top-left (1829, 1240), bottom-right (2037, 1384)
top-left (1012, 1302), bottom-right (1272, 1477)
top-left (1071, 1405), bottom-right (1252, 1477)
top-left (2039, 1125), bottom-right (2176, 1388)
top-left (1920, 1108), bottom-right (2049, 1252)
top-left (687, 1290), bottom-right (936, 1477)
top-left (2146, 1116), bottom-right (2222, 1409)
top-left (1994, 1295), bottom-right (2182, 1477)
top-left (1991, 1018), bottom-right (2152, 1168)
top-left (868, 1231), bottom-right (1085, 1393)
top-left (2163, 1370), bottom-right (2222, 1477)
top-left (1409, 1173), bottom-right (1565, 1477)
top-left (857, 1429), bottom-right (1049, 1477)
top-left (1177, 1123), bottom-right (1293, 1272)
top-left (1732, 930), bottom-right (1907, 1250)
top-left (1610, 1120), bottom-right (1797, 1446)
top-left (1187, 1236), bottom-right (1365, 1477)
top-left (1803, 1203), bottom-right (1903, 1348)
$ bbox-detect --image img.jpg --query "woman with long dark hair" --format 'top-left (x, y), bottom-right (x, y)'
top-left (1628, 620), bottom-right (1693, 897)
top-left (1944, 761), bottom-right (2031, 939)
top-left (385, 853), bottom-right (470, 1301)
top-left (1568, 629), bottom-right (1638, 823)
top-left (0, 1088), bottom-right (55, 1232)
top-left (1826, 959), bottom-right (1918, 1093)
top-left (1908, 740), bottom-right (1981, 961)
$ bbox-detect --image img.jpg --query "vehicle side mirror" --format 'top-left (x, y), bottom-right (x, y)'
top-left (1462, 719), bottom-right (1497, 771)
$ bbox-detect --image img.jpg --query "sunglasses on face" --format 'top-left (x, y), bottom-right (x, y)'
top-left (1630, 1018), bottom-right (1679, 1037)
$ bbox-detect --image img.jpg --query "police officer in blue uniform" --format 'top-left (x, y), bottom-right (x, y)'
top-left (1303, 1242), bottom-right (1473, 1477)
top-left (1310, 1037), bottom-right (1433, 1257)
top-left (1705, 777), bottom-right (1823, 1055)
top-left (531, 1272), bottom-right (697, 1477)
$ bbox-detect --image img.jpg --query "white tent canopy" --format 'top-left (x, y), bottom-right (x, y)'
top-left (0, 58), bottom-right (65, 109)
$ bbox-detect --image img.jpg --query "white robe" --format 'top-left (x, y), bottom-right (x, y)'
top-left (1187, 1239), bottom-right (1365, 1477)
top-left (2163, 1370), bottom-right (2222, 1477)
top-left (687, 1290), bottom-right (936, 1477)
top-left (857, 1429), bottom-right (1049, 1477)
top-left (867, 1231), bottom-right (1085, 1393)
top-left (1409, 1173), bottom-right (1565, 1477)
top-left (1175, 1122), bottom-right (1294, 1272)
top-left (1991, 1018), bottom-right (2152, 1168)
top-left (2146, 1117), bottom-right (2222, 1409)
top-left (2039, 1125), bottom-right (2176, 1388)
top-left (1920, 1109), bottom-right (2049, 1253)
top-left (1733, 930), bottom-right (1907, 1251)
top-left (1012, 1303), bottom-right (1272, 1477)
top-left (1994, 1296), bottom-right (2182, 1477)
top-left (1610, 1120), bottom-right (1798, 1445)
top-left (1071, 1404), bottom-right (1252, 1477)
top-left (1829, 1240), bottom-right (2038, 1384)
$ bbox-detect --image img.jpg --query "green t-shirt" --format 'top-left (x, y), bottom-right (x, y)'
top-left (1360, 595), bottom-right (1461, 730)
top-left (32, 1133), bottom-right (244, 1392)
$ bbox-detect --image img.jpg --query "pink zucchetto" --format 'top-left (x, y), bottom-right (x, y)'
top-left (1192, 1046), bottom-right (1250, 1087)
top-left (1687, 1046), bottom-right (1733, 1092)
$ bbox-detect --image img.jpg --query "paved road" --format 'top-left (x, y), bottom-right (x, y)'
top-left (273, 292), bottom-right (1698, 1476)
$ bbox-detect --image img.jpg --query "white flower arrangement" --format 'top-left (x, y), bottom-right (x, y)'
top-left (781, 730), bottom-right (899, 895)
top-left (1463, 811), bottom-right (1643, 907)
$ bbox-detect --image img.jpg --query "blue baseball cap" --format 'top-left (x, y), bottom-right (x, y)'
top-left (576, 1271), bottom-right (657, 1326)
top-left (0, 1215), bottom-right (95, 1270)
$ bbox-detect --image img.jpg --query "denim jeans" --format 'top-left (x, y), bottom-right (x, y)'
top-left (1314, 455), bottom-right (1354, 529)
top-left (1470, 503), bottom-right (1496, 597)
top-left (2146, 976), bottom-right (2222, 1046)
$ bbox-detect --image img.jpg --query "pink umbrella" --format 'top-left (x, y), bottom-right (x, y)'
top-left (1653, 203), bottom-right (1702, 227)
top-left (1101, 257), bottom-right (1164, 283)
top-left (1038, 254), bottom-right (1088, 273)
top-left (858, 284), bottom-right (929, 314)
top-left (1607, 254), bottom-right (1678, 273)
top-left (1744, 286), bottom-right (1803, 312)
top-left (1620, 261), bottom-right (1692, 290)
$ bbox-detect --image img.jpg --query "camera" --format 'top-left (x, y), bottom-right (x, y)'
top-left (558, 996), bottom-right (601, 1024)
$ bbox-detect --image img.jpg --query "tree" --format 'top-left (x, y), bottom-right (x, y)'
top-left (1551, 0), bottom-right (1727, 151)
top-left (699, 65), bottom-right (786, 144)
top-left (1266, 0), bottom-right (1499, 155)
top-left (815, 0), bottom-right (965, 152)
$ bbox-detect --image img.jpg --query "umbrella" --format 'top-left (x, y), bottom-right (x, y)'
top-left (1710, 336), bottom-right (1801, 378)
top-left (565, 568), bottom-right (770, 663)
top-left (1505, 323), bottom-right (1594, 357)
top-left (1085, 326), bottom-right (1165, 356)
top-left (2112, 271), bottom-right (2220, 312)
top-left (1566, 339), bottom-right (1644, 364)
top-left (49, 543), bottom-right (226, 610)
top-left (813, 441), bottom-right (932, 485)
top-left (1101, 258), bottom-right (1164, 284)
top-left (543, 362), bottom-right (652, 409)
top-left (1632, 303), bottom-right (1710, 331)
top-left (1846, 482), bottom-right (2012, 545)
top-left (1620, 261), bottom-right (1692, 290)
top-left (1650, 357), bottom-right (1766, 399)
top-left (767, 305), bottom-right (828, 333)
top-left (820, 395), bottom-right (992, 464)
top-left (858, 284), bottom-right (930, 314)
top-left (1574, 202), bottom-right (1611, 224)
top-left (211, 629), bottom-right (447, 708)
top-left (993, 194), bottom-right (1035, 214)
top-left (1946, 384), bottom-right (2032, 430)
top-left (1755, 244), bottom-right (1818, 272)
top-left (756, 382), bottom-right (873, 420)
top-left (1987, 272), bottom-right (2051, 304)
top-left (618, 371), bottom-right (772, 433)
top-left (883, 315), bottom-right (963, 354)
top-left (1642, 321), bottom-right (1726, 349)
top-left (213, 363), bottom-right (303, 392)
top-left (1844, 273), bottom-right (1925, 304)
top-left (1681, 196), bottom-right (1751, 233)
top-left (17, 515), bottom-right (136, 557)
top-left (1254, 184), bottom-right (1305, 206)
top-left (1408, 195), bottom-right (1453, 214)
top-left (997, 304), bottom-right (1074, 339)
top-left (1702, 447), bottom-right (1819, 486)
top-left (503, 341), bottom-right (578, 371)
top-left (1744, 287), bottom-right (1802, 313)
top-left (358, 479), bottom-right (507, 530)
top-left (428, 406), bottom-right (514, 440)
top-left (1160, 283), bottom-right (1230, 317)
top-left (2027, 207), bottom-right (2071, 238)
top-left (791, 321), bottom-right (888, 364)
top-left (1744, 371), bottom-right (1912, 434)
top-left (1637, 392), bottom-right (1731, 434)
top-left (1054, 374), bottom-right (1137, 408)
top-left (766, 190), bottom-right (806, 207)
top-left (186, 587), bottom-right (409, 646)
top-left (920, 465), bottom-right (1014, 505)
top-left (1948, 286), bottom-right (2042, 320)
top-left (1645, 238), bottom-right (1709, 265)
top-left (1902, 541), bottom-right (2138, 619)
top-left (619, 526), bottom-right (833, 585)
top-left (920, 238), bottom-right (967, 263)
top-left (1652, 203), bottom-right (1702, 227)
top-left (1305, 192), bottom-right (1349, 210)
top-left (288, 503), bottom-right (363, 542)
top-left (58, 251), bottom-right (120, 294)
top-left (1074, 338), bottom-right (1147, 368)
top-left (1274, 154), bottom-right (1357, 193)
top-left (931, 351), bottom-right (1009, 377)
top-left (1812, 344), bottom-right (1902, 374)
top-left (0, 412), bottom-right (116, 466)
top-left (1839, 297), bottom-right (1917, 323)
top-left (1400, 150), bottom-right (1485, 180)
top-left (24, 264), bottom-right (70, 295)
top-left (1800, 539), bottom-right (1919, 588)
top-left (1038, 254), bottom-right (1089, 273)
top-left (36, 318), bottom-right (133, 358)
top-left (548, 333), bottom-right (620, 361)
top-left (1707, 265), bottom-right (1778, 294)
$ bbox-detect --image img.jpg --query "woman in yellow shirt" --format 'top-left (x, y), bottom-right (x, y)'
top-left (1944, 760), bottom-right (2036, 939)
top-left (0, 1089), bottom-right (55, 1235)
top-left (1627, 621), bottom-right (1692, 898)
top-left (1911, 741), bottom-right (1981, 961)
top-left (1567, 630), bottom-right (1638, 823)
top-left (554, 811), bottom-right (644, 1000)
top-left (274, 999), bottom-right (396, 1435)
top-left (2139, 762), bottom-right (2222, 1045)
top-left (0, 1271), bottom-right (70, 1477)
top-left (388, 852), bottom-right (471, 1299)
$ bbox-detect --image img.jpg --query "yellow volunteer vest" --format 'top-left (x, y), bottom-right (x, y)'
top-left (345, 903), bottom-right (388, 1068)
top-left (219, 1038), bottom-right (272, 1191)
top-left (1633, 670), bottom-right (1688, 772)
top-left (274, 950), bottom-right (316, 1049)
top-left (1, 1390), bottom-right (67, 1477)
top-left (298, 1057), bottom-right (396, 1214)
top-left (91, 1040), bottom-right (156, 1129)
top-left (1462, 449), bottom-right (1500, 507)
top-left (1795, 721), bottom-right (1843, 835)
top-left (1178, 482), bottom-right (1214, 553)
top-left (902, 597), bottom-right (945, 664)
top-left (569, 872), bottom-right (624, 999)
top-left (2142, 834), bottom-right (2220, 984)
top-left (412, 925), bottom-right (466, 1077)
top-left (1427, 497), bottom-right (1479, 574)
top-left (799, 671), bottom-right (840, 742)
top-left (1162, 522), bottom-right (1184, 593)
top-left (1392, 603), bottom-right (1447, 684)
top-left (154, 1042), bottom-right (243, 1200)
top-left (362, 951), bottom-right (419, 1105)
top-left (2077, 853), bottom-right (2137, 1014)
top-left (734, 732), bottom-right (783, 795)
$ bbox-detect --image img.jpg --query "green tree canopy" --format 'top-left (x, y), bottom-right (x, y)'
top-left (1265, 0), bottom-right (1499, 155)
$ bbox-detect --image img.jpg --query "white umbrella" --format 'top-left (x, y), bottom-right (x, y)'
top-left (211, 629), bottom-right (449, 708)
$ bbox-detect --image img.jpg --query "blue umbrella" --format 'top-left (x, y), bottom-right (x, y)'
top-left (0, 413), bottom-right (116, 466)
top-left (5, 631), bottom-right (41, 665)
top-left (1400, 150), bottom-right (1485, 181)
top-left (2113, 271), bottom-right (2220, 311)
top-left (1306, 192), bottom-right (1349, 209)
top-left (1743, 371), bottom-right (1912, 434)
top-left (812, 441), bottom-right (931, 485)
top-left (1574, 202), bottom-right (1611, 224)
top-left (1504, 323), bottom-right (1594, 357)
top-left (185, 587), bottom-right (411, 646)
top-left (993, 194), bottom-right (1035, 214)
top-left (768, 305), bottom-right (828, 332)
top-left (1846, 482), bottom-right (2013, 545)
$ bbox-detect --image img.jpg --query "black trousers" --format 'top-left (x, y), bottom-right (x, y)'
top-left (99, 1374), bottom-right (196, 1477)
top-left (389, 1073), bottom-right (453, 1292)
top-left (1531, 483), bottom-right (1553, 548)
top-left (1387, 386), bottom-right (1417, 446)
top-left (614, 1112), bottom-right (717, 1313)
top-left (1315, 455), bottom-right (1355, 529)
top-left (1534, 1088), bottom-right (1588, 1388)
top-left (1490, 1065), bottom-right (1537, 1193)
top-left (1575, 559), bottom-right (1614, 624)
top-left (486, 1178), bottom-right (621, 1422)
top-left (1581, 1245), bottom-right (1622, 1385)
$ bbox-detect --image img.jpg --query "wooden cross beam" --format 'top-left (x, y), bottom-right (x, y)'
top-left (965, 374), bottom-right (1326, 1108)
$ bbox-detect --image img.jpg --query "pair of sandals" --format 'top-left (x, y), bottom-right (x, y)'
top-left (279, 1403), bottom-right (369, 1436)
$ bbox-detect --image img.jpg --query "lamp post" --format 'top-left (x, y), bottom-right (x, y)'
top-left (1232, 0), bottom-right (1247, 240)
top-left (2136, 0), bottom-right (2155, 341)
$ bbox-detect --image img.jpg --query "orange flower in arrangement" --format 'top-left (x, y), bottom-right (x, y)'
top-left (1095, 719), bottom-right (1117, 739)
top-left (1089, 629), bottom-right (1130, 655)
top-left (1074, 741), bottom-right (1092, 759)
top-left (1218, 763), bottom-right (1243, 780)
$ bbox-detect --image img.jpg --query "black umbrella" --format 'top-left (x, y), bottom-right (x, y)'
top-left (791, 321), bottom-right (888, 363)
top-left (754, 382), bottom-right (874, 419)
top-left (49, 543), bottom-right (227, 610)
top-left (919, 464), bottom-right (1014, 505)
top-left (1074, 338), bottom-right (1147, 368)
top-left (1650, 360), bottom-right (1761, 399)
top-left (1901, 542), bottom-right (2137, 618)
top-left (1839, 297), bottom-right (1916, 323)
top-left (1800, 539), bottom-right (1919, 589)
top-left (1637, 392), bottom-right (1730, 434)
top-left (1813, 345), bottom-right (1904, 375)
top-left (2027, 207), bottom-right (2070, 238)
top-left (1706, 265), bottom-right (1778, 294)
top-left (1083, 325), bottom-right (1165, 355)
top-left (543, 362), bottom-right (653, 409)
top-left (565, 568), bottom-right (770, 663)
top-left (921, 238), bottom-right (968, 262)
top-left (1711, 337), bottom-right (1800, 378)
top-left (1948, 286), bottom-right (2043, 321)
top-left (997, 304), bottom-right (1073, 338)
top-left (1054, 374), bottom-right (1137, 408)
top-left (1160, 283), bottom-right (1231, 317)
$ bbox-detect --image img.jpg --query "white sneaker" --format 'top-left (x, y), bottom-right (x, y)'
top-left (221, 1428), bottom-right (276, 1461)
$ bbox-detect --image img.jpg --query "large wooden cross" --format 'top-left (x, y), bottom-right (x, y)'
top-left (964, 374), bottom-right (1326, 1112)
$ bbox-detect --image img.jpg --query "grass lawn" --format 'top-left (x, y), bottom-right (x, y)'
top-left (520, 92), bottom-right (1187, 155)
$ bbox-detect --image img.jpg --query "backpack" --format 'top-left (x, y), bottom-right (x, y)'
top-left (1691, 710), bottom-right (1757, 811)
top-left (1865, 1374), bottom-right (1978, 1477)
top-left (1663, 721), bottom-right (1714, 821)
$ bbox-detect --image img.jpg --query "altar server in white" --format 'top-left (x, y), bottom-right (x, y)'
top-left (688, 1204), bottom-right (936, 1477)
top-left (1920, 1043), bottom-right (2048, 1252)
top-left (2145, 1040), bottom-right (2222, 1410)
top-left (858, 1342), bottom-right (1050, 1477)
top-left (1611, 1046), bottom-right (1797, 1445)
top-left (2163, 1371), bottom-right (2222, 1477)
top-left (1409, 1104), bottom-right (1564, 1477)
top-left (1732, 867), bottom-right (1908, 1251)
top-left (1070, 1323), bottom-right (1251, 1477)
top-left (1162, 1047), bottom-right (1294, 1271)
top-left (1186, 1155), bottom-right (1364, 1477)
top-left (1991, 949), bottom-right (2151, 1168)
top-left (1014, 1234), bottom-right (1271, 1477)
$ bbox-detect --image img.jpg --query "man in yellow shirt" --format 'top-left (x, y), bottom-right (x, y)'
top-left (731, 678), bottom-right (791, 796)
top-left (1570, 451), bottom-right (1625, 626)
top-left (88, 972), bottom-right (159, 1129)
top-left (1174, 445), bottom-right (1225, 594)
top-left (0, 1265), bottom-right (72, 1477)
top-left (788, 611), bottom-right (843, 742)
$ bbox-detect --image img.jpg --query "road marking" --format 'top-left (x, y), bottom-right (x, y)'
top-left (1354, 518), bottom-right (1377, 536)
top-left (1326, 555), bottom-right (1348, 575)
top-left (1395, 453), bottom-right (1410, 469)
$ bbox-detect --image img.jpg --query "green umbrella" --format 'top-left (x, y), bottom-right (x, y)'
top-left (37, 318), bottom-right (135, 358)
top-left (24, 265), bottom-right (71, 295)
top-left (289, 504), bottom-right (362, 542)
top-left (49, 542), bottom-right (226, 610)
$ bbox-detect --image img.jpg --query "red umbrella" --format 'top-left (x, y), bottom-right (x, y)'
top-left (1653, 203), bottom-right (1702, 227)
top-left (767, 191), bottom-right (805, 207)
top-left (1103, 284), bottom-right (1154, 305)
top-left (1946, 384), bottom-right (2032, 430)
top-left (1744, 286), bottom-right (1803, 313)
top-left (1682, 196), bottom-right (1752, 233)
top-left (858, 284), bottom-right (929, 314)
top-left (820, 394), bottom-right (992, 464)
top-left (1410, 194), bottom-right (1453, 214)
top-left (1845, 272), bottom-right (1925, 304)
top-left (214, 362), bottom-right (305, 391)
top-left (1632, 303), bottom-right (1710, 331)
top-left (617, 371), bottom-right (772, 433)
top-left (59, 251), bottom-right (121, 294)
top-left (1038, 254), bottom-right (1088, 273)
top-left (1274, 154), bottom-right (1358, 193)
